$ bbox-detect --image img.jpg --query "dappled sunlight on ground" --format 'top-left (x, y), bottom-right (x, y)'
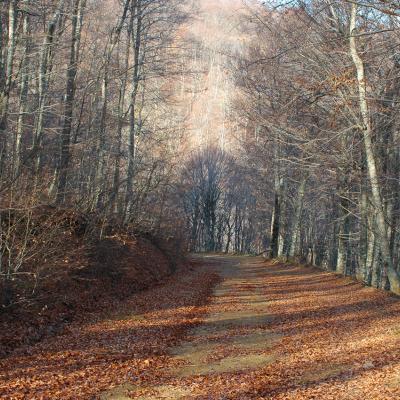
top-left (0, 264), bottom-right (219, 399)
top-left (2, 256), bottom-right (400, 399)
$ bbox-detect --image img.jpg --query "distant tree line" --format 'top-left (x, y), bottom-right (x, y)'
top-left (179, 147), bottom-right (268, 254)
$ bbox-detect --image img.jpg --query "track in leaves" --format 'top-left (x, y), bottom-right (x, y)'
top-left (1, 256), bottom-right (400, 399)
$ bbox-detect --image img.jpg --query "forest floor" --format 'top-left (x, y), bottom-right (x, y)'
top-left (1, 255), bottom-right (400, 399)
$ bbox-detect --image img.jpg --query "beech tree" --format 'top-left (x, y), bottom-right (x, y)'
top-left (234, 0), bottom-right (400, 293)
top-left (0, 0), bottom-right (190, 302)
top-left (0, 0), bottom-right (187, 216)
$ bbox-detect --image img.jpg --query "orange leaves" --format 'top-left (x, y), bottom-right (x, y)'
top-left (326, 69), bottom-right (356, 92)
top-left (2, 256), bottom-right (400, 399)
top-left (0, 259), bottom-right (218, 399)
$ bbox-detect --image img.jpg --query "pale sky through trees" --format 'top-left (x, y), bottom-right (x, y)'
top-left (182, 0), bottom-right (249, 152)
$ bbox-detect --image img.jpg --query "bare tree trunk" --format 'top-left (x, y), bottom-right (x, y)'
top-left (92, 76), bottom-right (108, 209)
top-left (277, 183), bottom-right (286, 258)
top-left (349, 3), bottom-right (400, 294)
top-left (358, 187), bottom-right (369, 282)
top-left (365, 225), bottom-right (376, 286)
top-left (111, 77), bottom-right (127, 213)
top-left (33, 0), bottom-right (64, 182)
top-left (15, 0), bottom-right (31, 176)
top-left (0, 0), bottom-right (17, 175)
top-left (55, 0), bottom-right (86, 203)
top-left (288, 177), bottom-right (306, 258)
top-left (336, 218), bottom-right (348, 275)
top-left (111, 17), bottom-right (132, 213)
top-left (336, 191), bottom-right (350, 275)
top-left (225, 220), bottom-right (233, 253)
top-left (125, 0), bottom-right (142, 218)
top-left (270, 175), bottom-right (282, 258)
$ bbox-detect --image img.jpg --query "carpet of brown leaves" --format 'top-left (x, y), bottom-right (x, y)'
top-left (0, 234), bottom-right (174, 357)
top-left (243, 260), bottom-right (400, 399)
top-left (0, 259), bottom-right (219, 399)
top-left (111, 257), bottom-right (400, 399)
top-left (253, 262), bottom-right (400, 399)
top-left (1, 256), bottom-right (400, 399)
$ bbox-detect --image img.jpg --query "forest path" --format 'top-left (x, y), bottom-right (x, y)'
top-left (2, 256), bottom-right (400, 399)
top-left (101, 255), bottom-right (279, 399)
top-left (102, 256), bottom-right (400, 400)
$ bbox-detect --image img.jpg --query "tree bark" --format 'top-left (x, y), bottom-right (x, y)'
top-left (125, 0), bottom-right (142, 218)
top-left (56, 0), bottom-right (86, 203)
top-left (349, 3), bottom-right (400, 294)
top-left (270, 175), bottom-right (283, 258)
top-left (0, 0), bottom-right (17, 175)
top-left (33, 0), bottom-right (65, 182)
top-left (288, 177), bottom-right (306, 258)
top-left (15, 0), bottom-right (31, 176)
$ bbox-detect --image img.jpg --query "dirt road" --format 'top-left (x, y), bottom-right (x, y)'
top-left (102, 256), bottom-right (400, 399)
top-left (1, 255), bottom-right (400, 399)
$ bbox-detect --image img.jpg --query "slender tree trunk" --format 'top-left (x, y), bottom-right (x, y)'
top-left (0, 0), bottom-right (17, 175)
top-left (92, 76), bottom-right (108, 209)
top-left (56, 0), bottom-right (86, 203)
top-left (111, 33), bottom-right (130, 213)
top-left (349, 4), bottom-right (400, 294)
top-left (336, 193), bottom-right (350, 275)
top-left (328, 193), bottom-right (339, 270)
top-left (33, 0), bottom-right (64, 184)
top-left (270, 175), bottom-right (282, 258)
top-left (225, 220), bottom-right (232, 253)
top-left (289, 177), bottom-right (306, 258)
top-left (277, 184), bottom-right (286, 258)
top-left (125, 0), bottom-right (142, 218)
top-left (15, 0), bottom-right (31, 176)
top-left (364, 225), bottom-right (375, 286)
top-left (358, 187), bottom-right (369, 282)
